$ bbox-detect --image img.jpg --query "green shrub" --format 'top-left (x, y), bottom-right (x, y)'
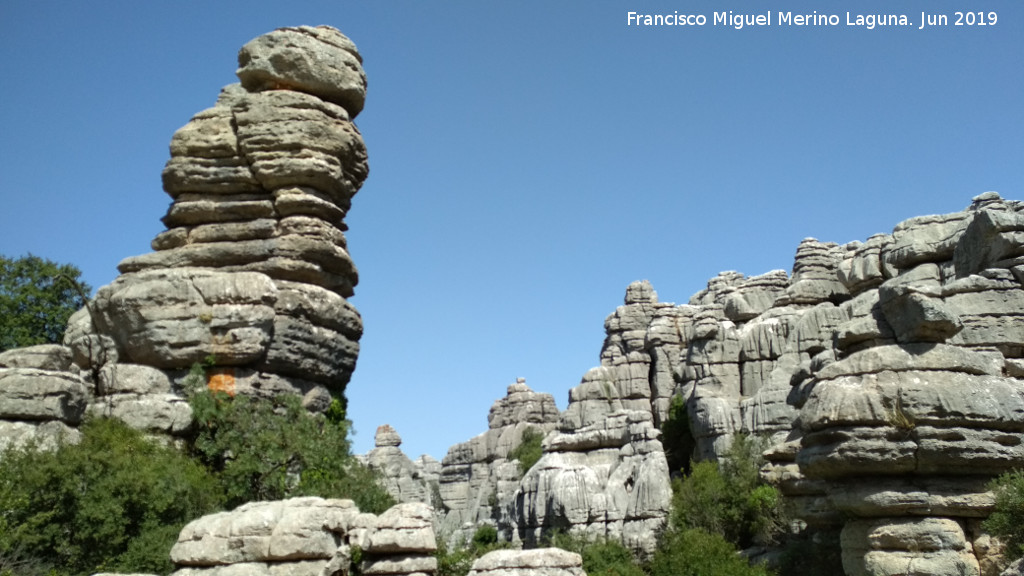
top-left (189, 389), bottom-right (395, 514)
top-left (670, 434), bottom-right (785, 548)
top-left (509, 427), bottom-right (544, 474)
top-left (983, 469), bottom-right (1024, 559)
top-left (471, 525), bottom-right (499, 549)
top-left (545, 531), bottom-right (645, 576)
top-left (0, 418), bottom-right (223, 576)
top-left (660, 394), bottom-right (696, 475)
top-left (650, 529), bottom-right (774, 576)
top-left (435, 525), bottom-right (508, 576)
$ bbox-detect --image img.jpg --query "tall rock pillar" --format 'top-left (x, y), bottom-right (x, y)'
top-left (64, 26), bottom-right (370, 430)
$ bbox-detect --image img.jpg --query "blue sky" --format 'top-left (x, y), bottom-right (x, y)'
top-left (1, 1), bottom-right (1021, 459)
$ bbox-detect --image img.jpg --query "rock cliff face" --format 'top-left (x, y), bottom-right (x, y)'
top-left (670, 192), bottom-right (1024, 576)
top-left (508, 284), bottom-right (673, 555)
top-left (0, 25), bottom-right (371, 447)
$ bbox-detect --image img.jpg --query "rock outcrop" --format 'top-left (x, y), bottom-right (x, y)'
top-left (507, 284), bottom-right (673, 556)
top-left (467, 548), bottom-right (585, 576)
top-left (362, 424), bottom-right (442, 507)
top-left (0, 25), bottom-right (372, 451)
top-left (436, 380), bottom-right (560, 544)
top-left (168, 498), bottom-right (437, 576)
top-left (668, 192), bottom-right (1024, 576)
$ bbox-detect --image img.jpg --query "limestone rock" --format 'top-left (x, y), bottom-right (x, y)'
top-left (170, 498), bottom-right (438, 576)
top-left (237, 26), bottom-right (367, 117)
top-left (0, 344), bottom-right (73, 372)
top-left (0, 368), bottom-right (87, 424)
top-left (467, 548), bottom-right (585, 576)
top-left (363, 425), bottom-right (440, 506)
top-left (436, 380), bottom-right (560, 545)
top-left (55, 25), bottom-right (370, 434)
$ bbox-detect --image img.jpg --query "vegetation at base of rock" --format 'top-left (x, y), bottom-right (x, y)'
top-left (660, 394), bottom-right (696, 475)
top-left (670, 434), bottom-right (785, 549)
top-left (983, 469), bottom-right (1024, 559)
top-left (509, 427), bottom-right (544, 474)
top-left (0, 254), bottom-right (90, 351)
top-left (435, 525), bottom-right (509, 576)
top-left (0, 417), bottom-right (222, 576)
top-left (188, 387), bottom-right (395, 514)
top-left (546, 532), bottom-right (646, 576)
top-left (649, 529), bottom-right (774, 576)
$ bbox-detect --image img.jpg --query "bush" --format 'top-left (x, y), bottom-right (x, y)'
top-left (650, 529), bottom-right (774, 576)
top-left (984, 469), bottom-right (1024, 559)
top-left (509, 427), bottom-right (544, 474)
top-left (0, 418), bottom-right (223, 575)
top-left (435, 525), bottom-right (508, 576)
top-left (670, 434), bottom-right (785, 548)
top-left (545, 531), bottom-right (645, 576)
top-left (189, 388), bottom-right (395, 514)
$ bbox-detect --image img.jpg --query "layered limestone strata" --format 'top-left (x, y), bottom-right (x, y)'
top-left (0, 26), bottom-right (373, 444)
top-left (437, 380), bottom-right (560, 544)
top-left (506, 284), bottom-right (674, 556)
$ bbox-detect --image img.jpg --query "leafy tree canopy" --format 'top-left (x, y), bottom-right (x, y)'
top-left (0, 254), bottom-right (90, 351)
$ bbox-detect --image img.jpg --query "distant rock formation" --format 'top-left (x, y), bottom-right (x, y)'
top-left (0, 25), bottom-right (372, 450)
top-left (361, 424), bottom-right (442, 507)
top-left (509, 285), bottom-right (673, 555)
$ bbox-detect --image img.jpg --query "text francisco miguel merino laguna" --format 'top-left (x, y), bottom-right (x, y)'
top-left (626, 10), bottom-right (993, 30)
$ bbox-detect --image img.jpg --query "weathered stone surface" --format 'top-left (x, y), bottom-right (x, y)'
top-left (436, 380), bottom-right (560, 545)
top-left (467, 548), bottom-right (585, 576)
top-left (0, 344), bottom-right (73, 371)
top-left (0, 419), bottom-right (81, 453)
top-left (169, 498), bottom-right (436, 576)
top-left (237, 26), bottom-right (367, 117)
top-left (0, 368), bottom-right (88, 423)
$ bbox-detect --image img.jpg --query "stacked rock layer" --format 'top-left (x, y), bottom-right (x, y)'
top-left (169, 498), bottom-right (438, 576)
top-left (54, 25), bottom-right (370, 434)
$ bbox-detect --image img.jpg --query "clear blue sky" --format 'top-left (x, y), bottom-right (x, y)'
top-left (1, 1), bottom-right (1021, 459)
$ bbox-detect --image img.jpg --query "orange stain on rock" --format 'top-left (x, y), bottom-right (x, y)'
top-left (207, 369), bottom-right (236, 396)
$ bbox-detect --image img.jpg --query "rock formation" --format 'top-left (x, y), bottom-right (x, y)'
top-left (362, 424), bottom-right (442, 507)
top-left (508, 285), bottom-right (673, 555)
top-left (0, 25), bottom-right (371, 448)
top-left (467, 548), bottom-right (585, 576)
top-left (169, 498), bottom-right (437, 576)
top-left (437, 380), bottom-right (560, 544)
top-left (662, 192), bottom-right (1024, 576)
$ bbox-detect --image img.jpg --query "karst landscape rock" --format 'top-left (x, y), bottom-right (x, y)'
top-left (2, 23), bottom-right (1024, 576)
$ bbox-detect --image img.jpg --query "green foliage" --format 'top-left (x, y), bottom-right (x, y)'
top-left (670, 435), bottom-right (785, 548)
top-left (471, 525), bottom-right (499, 549)
top-left (0, 418), bottom-right (222, 576)
top-left (509, 427), bottom-right (544, 474)
top-left (434, 540), bottom-right (477, 576)
top-left (660, 394), bottom-right (696, 475)
top-left (0, 254), bottom-right (90, 351)
top-left (188, 389), bottom-right (395, 514)
top-left (649, 529), bottom-right (774, 576)
top-left (983, 469), bottom-right (1024, 559)
top-left (547, 531), bottom-right (645, 576)
top-left (435, 526), bottom-right (509, 576)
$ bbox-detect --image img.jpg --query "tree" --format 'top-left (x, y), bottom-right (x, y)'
top-left (0, 418), bottom-right (223, 575)
top-left (0, 254), bottom-right (90, 351)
